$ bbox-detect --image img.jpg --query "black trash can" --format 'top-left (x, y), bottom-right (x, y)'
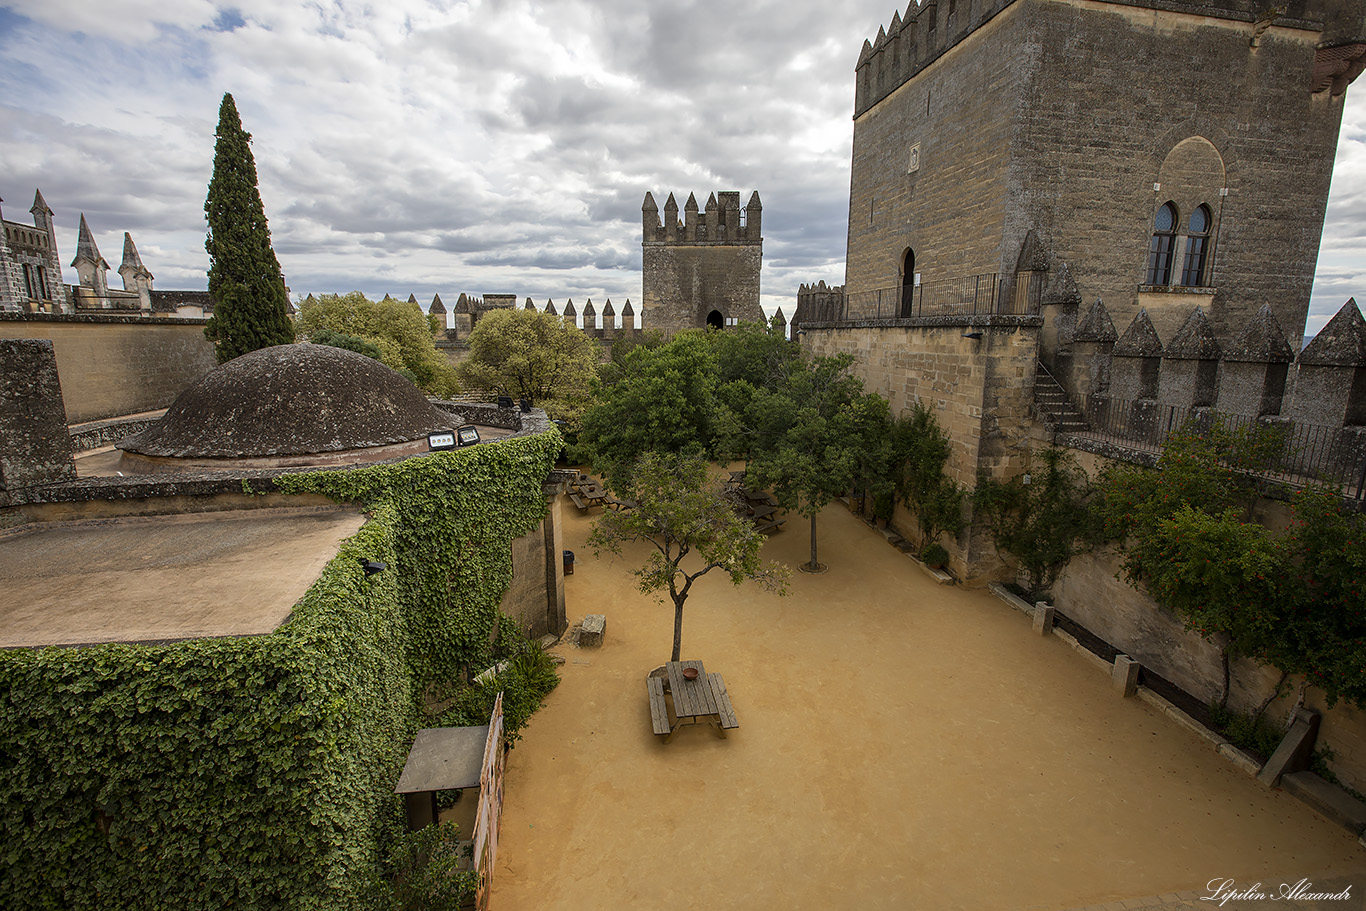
top-left (563, 550), bottom-right (575, 575)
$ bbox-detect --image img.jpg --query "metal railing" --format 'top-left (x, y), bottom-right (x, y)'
top-left (1070, 396), bottom-right (1366, 501)
top-left (840, 272), bottom-right (1044, 320)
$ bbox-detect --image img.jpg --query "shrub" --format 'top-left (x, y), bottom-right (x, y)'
top-left (920, 542), bottom-right (949, 569)
top-left (973, 448), bottom-right (1101, 600)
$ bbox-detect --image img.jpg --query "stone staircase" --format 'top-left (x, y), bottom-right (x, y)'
top-left (1033, 362), bottom-right (1089, 435)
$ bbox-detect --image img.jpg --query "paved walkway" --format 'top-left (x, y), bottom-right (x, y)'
top-left (492, 500), bottom-right (1366, 910)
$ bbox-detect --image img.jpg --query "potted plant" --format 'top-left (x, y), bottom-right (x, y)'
top-left (920, 542), bottom-right (949, 570)
top-left (873, 491), bottom-right (895, 528)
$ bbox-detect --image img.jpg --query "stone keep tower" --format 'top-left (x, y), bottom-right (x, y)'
top-left (641, 189), bottom-right (764, 333)
top-left (845, 0), bottom-right (1363, 345)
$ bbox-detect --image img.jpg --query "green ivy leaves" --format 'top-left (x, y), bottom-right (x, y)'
top-left (0, 431), bottom-right (561, 910)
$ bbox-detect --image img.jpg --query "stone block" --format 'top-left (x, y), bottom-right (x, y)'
top-left (1112, 654), bottom-right (1139, 697)
top-left (1032, 602), bottom-right (1055, 636)
top-left (1281, 771), bottom-right (1366, 835)
top-left (0, 338), bottom-right (75, 490)
top-left (579, 614), bottom-right (606, 648)
top-left (1258, 708), bottom-right (1321, 788)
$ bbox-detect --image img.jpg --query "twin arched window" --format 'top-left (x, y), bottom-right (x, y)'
top-left (1147, 202), bottom-right (1214, 288)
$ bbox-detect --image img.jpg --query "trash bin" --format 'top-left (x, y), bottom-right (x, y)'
top-left (563, 550), bottom-right (575, 575)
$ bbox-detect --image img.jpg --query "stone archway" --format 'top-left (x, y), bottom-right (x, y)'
top-left (706, 310), bottom-right (724, 330)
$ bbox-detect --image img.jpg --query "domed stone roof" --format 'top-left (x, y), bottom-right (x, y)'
top-left (120, 344), bottom-right (459, 459)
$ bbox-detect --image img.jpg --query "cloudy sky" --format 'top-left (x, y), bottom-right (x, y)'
top-left (1, 0), bottom-right (1362, 334)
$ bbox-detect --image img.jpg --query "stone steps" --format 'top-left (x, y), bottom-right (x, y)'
top-left (1033, 364), bottom-right (1089, 433)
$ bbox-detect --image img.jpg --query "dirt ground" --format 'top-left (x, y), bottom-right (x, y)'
top-left (491, 498), bottom-right (1366, 911)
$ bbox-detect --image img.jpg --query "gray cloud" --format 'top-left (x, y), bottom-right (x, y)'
top-left (0, 0), bottom-right (1361, 326)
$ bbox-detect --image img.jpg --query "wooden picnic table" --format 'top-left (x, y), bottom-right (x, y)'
top-left (646, 660), bottom-right (738, 743)
top-left (746, 504), bottom-right (779, 521)
top-left (567, 474), bottom-right (609, 510)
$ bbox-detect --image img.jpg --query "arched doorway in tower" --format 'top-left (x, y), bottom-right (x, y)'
top-left (900, 248), bottom-right (916, 317)
top-left (706, 310), bottom-right (724, 330)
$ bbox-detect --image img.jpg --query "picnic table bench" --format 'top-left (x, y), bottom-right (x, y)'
top-left (646, 660), bottom-right (738, 743)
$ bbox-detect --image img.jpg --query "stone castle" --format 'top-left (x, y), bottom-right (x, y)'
top-left (0, 190), bottom-right (214, 318)
top-left (641, 189), bottom-right (764, 333)
top-left (793, 0), bottom-right (1366, 791)
top-left (800, 0), bottom-right (1365, 492)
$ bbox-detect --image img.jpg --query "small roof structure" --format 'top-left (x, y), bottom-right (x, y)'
top-left (395, 725), bottom-right (491, 794)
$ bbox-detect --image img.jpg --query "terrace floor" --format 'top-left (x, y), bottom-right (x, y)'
top-left (492, 498), bottom-right (1366, 910)
top-left (0, 506), bottom-right (364, 647)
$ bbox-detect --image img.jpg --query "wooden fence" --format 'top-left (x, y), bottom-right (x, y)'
top-left (474, 692), bottom-right (506, 910)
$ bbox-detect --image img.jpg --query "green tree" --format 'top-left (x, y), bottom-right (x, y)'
top-left (1100, 419), bottom-right (1291, 587)
top-left (708, 320), bottom-right (802, 462)
top-left (202, 93), bottom-right (294, 362)
top-left (891, 401), bottom-right (966, 555)
top-left (297, 292), bottom-right (460, 396)
top-left (457, 308), bottom-right (599, 427)
top-left (744, 353), bottom-right (886, 572)
top-left (577, 332), bottom-right (723, 488)
top-left (973, 447), bottom-right (1102, 599)
top-left (309, 327), bottom-right (383, 361)
top-left (588, 452), bottom-right (787, 663)
top-left (596, 329), bottom-right (666, 388)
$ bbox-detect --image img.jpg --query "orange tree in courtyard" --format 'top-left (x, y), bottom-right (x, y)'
top-left (588, 452), bottom-right (788, 663)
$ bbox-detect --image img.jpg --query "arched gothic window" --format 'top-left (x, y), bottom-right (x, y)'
top-left (1180, 205), bottom-right (1212, 287)
top-left (1146, 203), bottom-right (1178, 286)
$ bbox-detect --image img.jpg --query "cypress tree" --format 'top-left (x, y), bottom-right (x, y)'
top-left (203, 93), bottom-right (294, 362)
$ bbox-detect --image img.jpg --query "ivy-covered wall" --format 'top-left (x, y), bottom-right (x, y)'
top-left (0, 430), bottom-right (561, 910)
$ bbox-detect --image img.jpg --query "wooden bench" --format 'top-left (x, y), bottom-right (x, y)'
top-left (707, 673), bottom-right (739, 731)
top-left (646, 675), bottom-right (671, 736)
top-left (568, 492), bottom-right (587, 511)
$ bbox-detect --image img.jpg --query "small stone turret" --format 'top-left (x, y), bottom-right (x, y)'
top-left (1069, 298), bottom-right (1119, 413)
top-left (1287, 299), bottom-right (1366, 427)
top-left (1160, 308), bottom-right (1221, 409)
top-left (1111, 309), bottom-right (1164, 436)
top-left (118, 233), bottom-right (154, 310)
top-left (71, 214), bottom-right (109, 297)
top-left (1216, 305), bottom-right (1294, 417)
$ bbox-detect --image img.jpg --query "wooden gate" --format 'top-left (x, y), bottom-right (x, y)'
top-left (473, 692), bottom-right (506, 910)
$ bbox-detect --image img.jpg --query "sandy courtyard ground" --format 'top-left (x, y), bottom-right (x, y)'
top-left (491, 499), bottom-right (1366, 911)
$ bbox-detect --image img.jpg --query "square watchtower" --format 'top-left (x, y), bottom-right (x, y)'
top-left (641, 189), bottom-right (765, 334)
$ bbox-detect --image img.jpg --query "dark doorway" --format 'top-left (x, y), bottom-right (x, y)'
top-left (706, 310), bottom-right (724, 330)
top-left (900, 249), bottom-right (916, 317)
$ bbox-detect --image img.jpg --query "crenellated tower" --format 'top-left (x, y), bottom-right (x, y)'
top-left (641, 188), bottom-right (764, 334)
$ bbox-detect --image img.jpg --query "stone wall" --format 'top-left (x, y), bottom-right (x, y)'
top-left (498, 490), bottom-right (568, 640)
top-left (1054, 541), bottom-right (1366, 795)
top-left (846, 7), bottom-right (1023, 298)
top-left (642, 243), bottom-right (762, 334)
top-left (0, 339), bottom-right (75, 491)
top-left (0, 312), bottom-right (217, 422)
top-left (1011, 0), bottom-right (1342, 343)
top-left (847, 0), bottom-right (1348, 350)
top-left (802, 316), bottom-right (1041, 580)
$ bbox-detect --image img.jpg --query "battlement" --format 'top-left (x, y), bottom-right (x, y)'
top-left (642, 190), bottom-right (762, 245)
top-left (853, 0), bottom-right (1337, 117)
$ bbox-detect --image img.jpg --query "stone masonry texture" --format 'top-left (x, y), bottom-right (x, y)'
top-left (845, 0), bottom-right (1348, 347)
top-left (0, 338), bottom-right (76, 489)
